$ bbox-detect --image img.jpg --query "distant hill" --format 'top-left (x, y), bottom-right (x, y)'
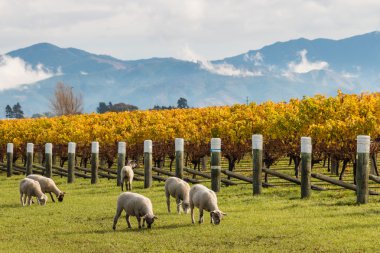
top-left (2, 31), bottom-right (380, 116)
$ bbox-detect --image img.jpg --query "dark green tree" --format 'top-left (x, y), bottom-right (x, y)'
top-left (5, 105), bottom-right (13, 118)
top-left (177, 97), bottom-right (189, 108)
top-left (12, 102), bottom-right (24, 119)
top-left (97, 102), bottom-right (110, 113)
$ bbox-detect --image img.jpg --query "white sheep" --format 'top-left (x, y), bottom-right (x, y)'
top-left (113, 192), bottom-right (158, 230)
top-left (190, 184), bottom-right (227, 225)
top-left (165, 177), bottom-right (190, 214)
top-left (120, 160), bottom-right (136, 191)
top-left (19, 178), bottom-right (48, 206)
top-left (27, 174), bottom-right (65, 202)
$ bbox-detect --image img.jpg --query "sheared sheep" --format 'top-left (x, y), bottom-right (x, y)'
top-left (27, 174), bottom-right (65, 202)
top-left (120, 160), bottom-right (137, 191)
top-left (113, 192), bottom-right (157, 230)
top-left (19, 178), bottom-right (48, 206)
top-left (165, 177), bottom-right (190, 214)
top-left (190, 184), bottom-right (226, 225)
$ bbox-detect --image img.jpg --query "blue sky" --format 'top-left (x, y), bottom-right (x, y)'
top-left (0, 0), bottom-right (380, 60)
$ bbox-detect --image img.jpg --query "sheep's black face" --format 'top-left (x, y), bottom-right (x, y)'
top-left (182, 202), bottom-right (190, 214)
top-left (58, 193), bottom-right (65, 202)
top-left (145, 215), bottom-right (158, 229)
top-left (211, 211), bottom-right (226, 225)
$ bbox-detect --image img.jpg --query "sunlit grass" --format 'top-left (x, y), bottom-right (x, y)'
top-left (0, 174), bottom-right (379, 252)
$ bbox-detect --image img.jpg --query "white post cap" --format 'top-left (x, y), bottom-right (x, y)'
top-left (7, 143), bottom-right (13, 153)
top-left (357, 135), bottom-right (370, 153)
top-left (144, 140), bottom-right (152, 153)
top-left (68, 142), bottom-right (76, 154)
top-left (27, 143), bottom-right (34, 153)
top-left (211, 138), bottom-right (221, 152)
top-left (45, 143), bottom-right (53, 154)
top-left (118, 142), bottom-right (126, 154)
top-left (252, 134), bottom-right (263, 150)
top-left (301, 137), bottom-right (312, 153)
top-left (175, 138), bottom-right (184, 152)
top-left (91, 142), bottom-right (99, 153)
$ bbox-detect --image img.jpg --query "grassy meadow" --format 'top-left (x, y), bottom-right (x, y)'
top-left (1, 173), bottom-right (380, 253)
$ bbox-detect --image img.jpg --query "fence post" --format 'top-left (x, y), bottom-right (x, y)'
top-left (45, 143), bottom-right (53, 178)
top-left (68, 142), bottom-right (76, 183)
top-left (211, 138), bottom-right (221, 192)
top-left (117, 142), bottom-right (126, 186)
top-left (144, 140), bottom-right (152, 188)
top-left (252, 134), bottom-right (263, 195)
top-left (91, 142), bottom-right (99, 184)
top-left (301, 137), bottom-right (312, 199)
top-left (6, 143), bottom-right (13, 177)
top-left (26, 143), bottom-right (34, 176)
top-left (357, 135), bottom-right (370, 204)
top-left (175, 138), bottom-right (184, 179)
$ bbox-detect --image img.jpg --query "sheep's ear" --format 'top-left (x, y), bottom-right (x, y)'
top-left (154, 216), bottom-right (158, 220)
top-left (221, 212), bottom-right (227, 216)
top-left (210, 211), bottom-right (215, 214)
top-left (177, 202), bottom-right (182, 207)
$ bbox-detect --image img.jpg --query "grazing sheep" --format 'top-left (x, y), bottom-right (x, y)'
top-left (120, 160), bottom-right (136, 191)
top-left (113, 192), bottom-right (158, 230)
top-left (190, 184), bottom-right (227, 225)
top-left (165, 177), bottom-right (190, 214)
top-left (19, 178), bottom-right (48, 206)
top-left (27, 174), bottom-right (65, 202)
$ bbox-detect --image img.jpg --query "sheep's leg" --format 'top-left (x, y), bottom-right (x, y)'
top-left (166, 191), bottom-right (171, 213)
top-left (137, 216), bottom-right (142, 229)
top-left (20, 193), bottom-right (24, 206)
top-left (127, 181), bottom-right (130, 191)
top-left (23, 195), bottom-right (27, 206)
top-left (199, 209), bottom-right (204, 224)
top-left (126, 215), bottom-right (132, 229)
top-left (129, 180), bottom-right (132, 191)
top-left (191, 204), bottom-right (195, 224)
top-left (27, 196), bottom-right (32, 206)
top-left (121, 179), bottom-right (124, 191)
top-left (210, 213), bottom-right (213, 224)
top-left (176, 198), bottom-right (181, 214)
top-left (113, 206), bottom-right (123, 230)
top-left (142, 218), bottom-right (146, 227)
top-left (49, 192), bottom-right (55, 203)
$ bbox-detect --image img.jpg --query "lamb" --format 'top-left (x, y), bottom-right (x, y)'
top-left (19, 178), bottom-right (48, 206)
top-left (190, 184), bottom-right (227, 225)
top-left (120, 160), bottom-right (136, 191)
top-left (27, 174), bottom-right (65, 202)
top-left (165, 177), bottom-right (190, 214)
top-left (113, 192), bottom-right (158, 230)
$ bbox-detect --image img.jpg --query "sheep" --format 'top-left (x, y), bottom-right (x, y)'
top-left (113, 192), bottom-right (158, 230)
top-left (165, 177), bottom-right (190, 214)
top-left (19, 178), bottom-right (48, 206)
top-left (27, 174), bottom-right (65, 202)
top-left (190, 184), bottom-right (227, 225)
top-left (120, 160), bottom-right (137, 191)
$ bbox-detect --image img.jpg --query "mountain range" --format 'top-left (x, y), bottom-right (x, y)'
top-left (1, 31), bottom-right (380, 116)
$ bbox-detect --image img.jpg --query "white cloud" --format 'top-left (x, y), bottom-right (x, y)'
top-left (80, 71), bottom-right (88, 75)
top-left (244, 52), bottom-right (264, 66)
top-left (179, 45), bottom-right (261, 77)
top-left (288, 49), bottom-right (329, 73)
top-left (0, 55), bottom-right (55, 90)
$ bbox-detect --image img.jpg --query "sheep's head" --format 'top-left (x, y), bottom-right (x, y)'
top-left (210, 210), bottom-right (227, 225)
top-left (127, 160), bottom-right (137, 168)
top-left (38, 194), bottom-right (48, 206)
top-left (143, 214), bottom-right (158, 229)
top-left (57, 192), bottom-right (65, 202)
top-left (181, 202), bottom-right (190, 214)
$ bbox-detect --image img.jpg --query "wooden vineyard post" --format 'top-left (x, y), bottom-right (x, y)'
top-left (91, 142), bottom-right (99, 184)
top-left (68, 142), bottom-right (76, 183)
top-left (26, 143), bottom-right (34, 176)
top-left (175, 138), bottom-right (184, 179)
top-left (45, 143), bottom-right (53, 178)
top-left (252, 134), bottom-right (263, 195)
top-left (357, 135), bottom-right (370, 204)
top-left (144, 140), bottom-right (153, 188)
top-left (6, 143), bottom-right (13, 177)
top-left (301, 137), bottom-right (312, 199)
top-left (117, 142), bottom-right (126, 186)
top-left (211, 138), bottom-right (221, 192)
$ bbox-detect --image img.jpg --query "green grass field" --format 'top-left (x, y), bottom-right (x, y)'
top-left (1, 174), bottom-right (380, 253)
